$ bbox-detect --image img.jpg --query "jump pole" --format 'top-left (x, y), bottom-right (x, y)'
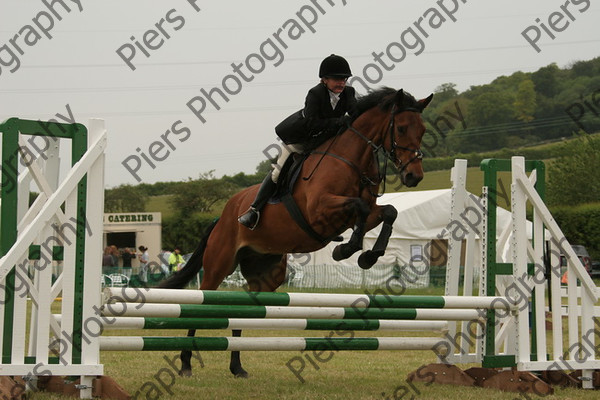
top-left (101, 303), bottom-right (487, 321)
top-left (99, 336), bottom-right (449, 353)
top-left (105, 287), bottom-right (515, 309)
top-left (73, 316), bottom-right (450, 332)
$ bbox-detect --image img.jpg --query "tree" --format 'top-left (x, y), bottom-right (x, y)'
top-left (531, 63), bottom-right (560, 98)
top-left (513, 79), bottom-right (537, 123)
top-left (169, 171), bottom-right (236, 215)
top-left (570, 59), bottom-right (597, 78)
top-left (547, 135), bottom-right (600, 206)
top-left (222, 172), bottom-right (261, 188)
top-left (462, 90), bottom-right (515, 151)
top-left (433, 83), bottom-right (458, 104)
top-left (255, 159), bottom-right (273, 175)
top-left (105, 185), bottom-right (146, 212)
top-left (162, 213), bottom-right (217, 253)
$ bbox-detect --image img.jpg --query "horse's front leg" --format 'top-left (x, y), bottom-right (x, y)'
top-left (357, 204), bottom-right (398, 269)
top-left (229, 329), bottom-right (248, 378)
top-left (318, 196), bottom-right (370, 261)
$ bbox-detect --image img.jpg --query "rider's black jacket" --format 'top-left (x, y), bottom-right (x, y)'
top-left (276, 83), bottom-right (357, 146)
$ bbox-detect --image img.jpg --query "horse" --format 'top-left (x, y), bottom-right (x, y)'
top-left (158, 87), bottom-right (433, 378)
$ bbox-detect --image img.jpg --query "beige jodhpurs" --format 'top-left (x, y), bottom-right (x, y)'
top-left (270, 143), bottom-right (305, 183)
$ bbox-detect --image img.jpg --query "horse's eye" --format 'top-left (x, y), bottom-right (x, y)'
top-left (397, 126), bottom-right (406, 135)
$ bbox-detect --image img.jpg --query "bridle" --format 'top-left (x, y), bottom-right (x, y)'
top-left (348, 104), bottom-right (423, 171)
top-left (346, 104), bottom-right (424, 195)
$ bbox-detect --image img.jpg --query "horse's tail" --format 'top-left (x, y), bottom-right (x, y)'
top-left (157, 219), bottom-right (219, 289)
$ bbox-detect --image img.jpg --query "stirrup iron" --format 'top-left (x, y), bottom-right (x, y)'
top-left (238, 207), bottom-right (261, 230)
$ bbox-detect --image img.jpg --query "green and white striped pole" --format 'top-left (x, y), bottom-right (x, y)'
top-left (87, 316), bottom-right (450, 331)
top-left (100, 336), bottom-right (449, 353)
top-left (101, 303), bottom-right (485, 321)
top-left (105, 288), bottom-right (514, 309)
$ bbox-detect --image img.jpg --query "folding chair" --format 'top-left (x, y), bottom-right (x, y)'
top-left (109, 274), bottom-right (129, 287)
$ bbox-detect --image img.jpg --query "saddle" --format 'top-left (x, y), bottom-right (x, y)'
top-left (269, 153), bottom-right (308, 204)
top-left (270, 123), bottom-right (347, 203)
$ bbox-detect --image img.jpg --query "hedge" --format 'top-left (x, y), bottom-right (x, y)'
top-left (420, 146), bottom-right (563, 172)
top-left (549, 203), bottom-right (600, 260)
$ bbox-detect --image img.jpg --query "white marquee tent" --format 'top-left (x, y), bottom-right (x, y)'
top-left (286, 189), bottom-right (533, 289)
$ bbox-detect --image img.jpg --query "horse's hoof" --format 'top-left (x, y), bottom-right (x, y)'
top-left (358, 251), bottom-right (378, 270)
top-left (231, 368), bottom-right (249, 378)
top-left (332, 244), bottom-right (351, 261)
top-left (179, 369), bottom-right (192, 377)
top-left (332, 245), bottom-right (345, 261)
top-left (333, 244), bottom-right (358, 261)
top-left (234, 371), bottom-right (249, 378)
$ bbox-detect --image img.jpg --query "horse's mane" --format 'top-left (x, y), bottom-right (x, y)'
top-left (353, 87), bottom-right (418, 119)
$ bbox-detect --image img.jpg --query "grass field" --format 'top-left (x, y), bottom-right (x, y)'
top-left (94, 346), bottom-right (599, 400)
top-left (391, 166), bottom-right (513, 199)
top-left (146, 195), bottom-right (176, 219)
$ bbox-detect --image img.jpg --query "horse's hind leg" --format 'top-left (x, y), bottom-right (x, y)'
top-left (358, 205), bottom-right (398, 269)
top-left (229, 329), bottom-right (247, 378)
top-left (227, 252), bottom-right (287, 378)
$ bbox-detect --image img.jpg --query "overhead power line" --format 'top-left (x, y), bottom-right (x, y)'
top-left (8, 40), bottom-right (600, 70)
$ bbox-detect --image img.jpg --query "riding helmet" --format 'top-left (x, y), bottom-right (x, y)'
top-left (319, 54), bottom-right (352, 78)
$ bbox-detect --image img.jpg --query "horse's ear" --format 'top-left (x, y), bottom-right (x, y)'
top-left (395, 89), bottom-right (405, 103)
top-left (418, 93), bottom-right (434, 111)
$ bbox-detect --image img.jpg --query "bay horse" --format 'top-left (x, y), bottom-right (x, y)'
top-left (158, 87), bottom-right (433, 377)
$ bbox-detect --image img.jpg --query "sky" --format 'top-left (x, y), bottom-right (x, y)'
top-left (0, 0), bottom-right (598, 188)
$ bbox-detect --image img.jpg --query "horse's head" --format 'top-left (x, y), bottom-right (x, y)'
top-left (347, 88), bottom-right (433, 188)
top-left (387, 89), bottom-right (433, 187)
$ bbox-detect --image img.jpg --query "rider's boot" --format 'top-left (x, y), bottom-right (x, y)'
top-left (238, 173), bottom-right (277, 230)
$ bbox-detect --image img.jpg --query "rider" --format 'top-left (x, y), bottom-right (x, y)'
top-left (238, 54), bottom-right (357, 230)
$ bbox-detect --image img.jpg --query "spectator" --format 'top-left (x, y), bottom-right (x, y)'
top-left (121, 247), bottom-right (135, 279)
top-left (102, 247), bottom-right (115, 275)
top-left (138, 246), bottom-right (149, 285)
top-left (168, 247), bottom-right (185, 274)
top-left (110, 245), bottom-right (120, 269)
